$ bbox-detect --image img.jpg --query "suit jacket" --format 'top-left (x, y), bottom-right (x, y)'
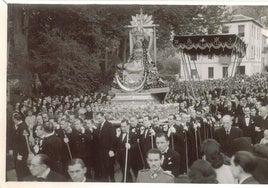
top-left (140, 127), bottom-right (155, 157)
top-left (254, 115), bottom-right (268, 143)
top-left (69, 129), bottom-right (91, 159)
top-left (23, 169), bottom-right (67, 182)
top-left (252, 157), bottom-right (268, 184)
top-left (161, 148), bottom-right (180, 177)
top-left (95, 120), bottom-right (116, 169)
top-left (241, 176), bottom-right (259, 184)
top-left (214, 127), bottom-right (243, 157)
top-left (171, 124), bottom-right (186, 154)
top-left (116, 130), bottom-right (138, 162)
top-left (10, 122), bottom-right (29, 160)
top-left (237, 115), bottom-right (256, 143)
top-left (39, 134), bottom-right (63, 173)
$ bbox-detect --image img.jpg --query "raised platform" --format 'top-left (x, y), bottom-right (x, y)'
top-left (109, 87), bottom-right (170, 104)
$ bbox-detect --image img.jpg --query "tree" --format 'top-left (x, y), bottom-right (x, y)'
top-left (8, 4), bottom-right (34, 102)
top-left (8, 4), bottom-right (229, 95)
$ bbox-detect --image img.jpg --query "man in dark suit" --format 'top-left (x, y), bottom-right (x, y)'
top-left (140, 115), bottom-right (155, 161)
top-left (129, 116), bottom-right (144, 175)
top-left (214, 115), bottom-right (243, 157)
top-left (230, 151), bottom-right (259, 184)
top-left (38, 122), bottom-right (63, 174)
top-left (236, 106), bottom-right (256, 144)
top-left (69, 119), bottom-right (91, 168)
top-left (115, 119), bottom-right (139, 182)
top-left (23, 154), bottom-right (66, 182)
top-left (8, 113), bottom-right (30, 181)
top-left (94, 111), bottom-right (116, 182)
top-left (156, 132), bottom-right (180, 177)
top-left (255, 106), bottom-right (268, 143)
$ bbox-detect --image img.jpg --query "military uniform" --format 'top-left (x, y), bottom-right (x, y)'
top-left (136, 168), bottom-right (174, 183)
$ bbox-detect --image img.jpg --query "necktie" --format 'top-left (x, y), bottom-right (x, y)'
top-left (144, 129), bottom-right (148, 138)
top-left (122, 133), bottom-right (126, 142)
top-left (99, 125), bottom-right (103, 136)
top-left (161, 152), bottom-right (166, 165)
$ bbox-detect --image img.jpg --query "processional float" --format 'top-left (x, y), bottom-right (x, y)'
top-left (172, 34), bottom-right (247, 172)
top-left (110, 9), bottom-right (169, 104)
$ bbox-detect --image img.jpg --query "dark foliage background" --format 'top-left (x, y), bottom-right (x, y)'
top-left (8, 4), bottom-right (267, 101)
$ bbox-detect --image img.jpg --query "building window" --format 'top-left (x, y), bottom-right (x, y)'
top-left (190, 54), bottom-right (197, 61)
top-left (208, 67), bottom-right (214, 78)
top-left (222, 26), bottom-right (229, 33)
top-left (191, 69), bottom-right (198, 79)
top-left (222, 67), bottom-right (228, 78)
top-left (237, 66), bottom-right (245, 75)
top-left (238, 25), bottom-right (245, 37)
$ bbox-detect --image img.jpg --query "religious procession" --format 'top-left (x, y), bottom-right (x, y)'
top-left (6, 4), bottom-right (268, 184)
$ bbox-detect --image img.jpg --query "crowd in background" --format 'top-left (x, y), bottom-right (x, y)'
top-left (6, 73), bottom-right (268, 183)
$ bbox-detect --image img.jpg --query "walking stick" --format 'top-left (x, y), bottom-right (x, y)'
top-left (198, 127), bottom-right (202, 148)
top-left (171, 131), bottom-right (174, 150)
top-left (184, 130), bottom-right (189, 173)
top-left (150, 127), bottom-right (154, 149)
top-left (137, 140), bottom-right (145, 169)
top-left (124, 133), bottom-right (129, 183)
top-left (194, 128), bottom-right (199, 159)
top-left (63, 131), bottom-right (73, 160)
top-left (210, 122), bottom-right (214, 139)
top-left (203, 123), bottom-right (207, 140)
top-left (23, 130), bottom-right (35, 158)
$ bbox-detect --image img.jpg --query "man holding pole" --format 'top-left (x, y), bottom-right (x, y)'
top-left (116, 119), bottom-right (138, 182)
top-left (140, 115), bottom-right (156, 161)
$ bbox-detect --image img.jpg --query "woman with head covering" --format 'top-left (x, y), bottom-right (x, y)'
top-left (201, 139), bottom-right (237, 184)
top-left (188, 159), bottom-right (218, 183)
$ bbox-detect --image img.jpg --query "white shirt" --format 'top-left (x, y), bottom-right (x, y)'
top-left (214, 164), bottom-right (237, 184)
top-left (245, 116), bottom-right (250, 126)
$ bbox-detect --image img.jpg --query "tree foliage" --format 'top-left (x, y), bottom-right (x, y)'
top-left (8, 4), bottom-right (229, 95)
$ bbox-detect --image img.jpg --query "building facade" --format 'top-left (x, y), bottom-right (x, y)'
top-left (180, 15), bottom-right (266, 80)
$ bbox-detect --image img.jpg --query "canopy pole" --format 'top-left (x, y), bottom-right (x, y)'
top-left (183, 53), bottom-right (196, 99)
top-left (180, 50), bottom-right (191, 98)
top-left (192, 59), bottom-right (206, 98)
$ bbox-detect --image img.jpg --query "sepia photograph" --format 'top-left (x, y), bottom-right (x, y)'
top-left (2, 0), bottom-right (268, 186)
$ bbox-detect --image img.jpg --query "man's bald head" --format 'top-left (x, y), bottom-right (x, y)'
top-left (259, 106), bottom-right (268, 118)
top-left (221, 115), bottom-right (233, 130)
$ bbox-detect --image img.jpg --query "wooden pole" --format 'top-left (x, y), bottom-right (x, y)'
top-left (124, 133), bottom-right (129, 183)
top-left (153, 26), bottom-right (157, 65)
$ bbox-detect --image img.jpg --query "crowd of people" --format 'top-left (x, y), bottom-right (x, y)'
top-left (6, 73), bottom-right (268, 183)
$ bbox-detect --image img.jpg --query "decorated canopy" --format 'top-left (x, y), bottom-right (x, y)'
top-left (173, 34), bottom-right (247, 57)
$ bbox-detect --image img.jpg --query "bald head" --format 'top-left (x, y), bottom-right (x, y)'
top-left (259, 106), bottom-right (268, 118)
top-left (221, 115), bottom-right (233, 130)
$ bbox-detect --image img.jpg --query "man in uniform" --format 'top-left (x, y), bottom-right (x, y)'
top-left (136, 148), bottom-right (174, 183)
